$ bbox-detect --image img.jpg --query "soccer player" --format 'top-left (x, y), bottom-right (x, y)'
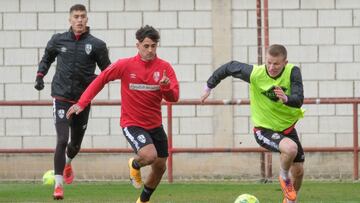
top-left (66, 25), bottom-right (179, 203)
top-left (201, 44), bottom-right (305, 203)
top-left (34, 4), bottom-right (111, 200)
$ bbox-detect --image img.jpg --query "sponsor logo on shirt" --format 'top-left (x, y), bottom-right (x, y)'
top-left (129, 83), bottom-right (160, 91)
top-left (261, 85), bottom-right (287, 102)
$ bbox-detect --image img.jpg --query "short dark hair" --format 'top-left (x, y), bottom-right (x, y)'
top-left (268, 44), bottom-right (287, 59)
top-left (69, 4), bottom-right (87, 13)
top-left (136, 25), bottom-right (160, 43)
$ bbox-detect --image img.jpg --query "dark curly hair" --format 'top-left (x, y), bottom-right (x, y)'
top-left (136, 25), bottom-right (160, 43)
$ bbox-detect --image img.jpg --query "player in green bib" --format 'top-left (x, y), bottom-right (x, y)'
top-left (201, 44), bottom-right (304, 203)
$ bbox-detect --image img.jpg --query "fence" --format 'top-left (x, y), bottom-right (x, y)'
top-left (0, 98), bottom-right (359, 182)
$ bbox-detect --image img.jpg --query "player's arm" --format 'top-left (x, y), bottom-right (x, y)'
top-left (66, 60), bottom-right (124, 118)
top-left (95, 41), bottom-right (111, 71)
top-left (159, 67), bottom-right (179, 102)
top-left (201, 61), bottom-right (253, 102)
top-left (273, 66), bottom-right (303, 107)
top-left (34, 34), bottom-right (59, 91)
top-left (285, 66), bottom-right (304, 108)
top-left (85, 42), bottom-right (112, 84)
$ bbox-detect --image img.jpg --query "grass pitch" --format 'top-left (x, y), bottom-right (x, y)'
top-left (0, 181), bottom-right (359, 202)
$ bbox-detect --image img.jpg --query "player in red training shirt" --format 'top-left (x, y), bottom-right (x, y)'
top-left (66, 25), bottom-right (179, 203)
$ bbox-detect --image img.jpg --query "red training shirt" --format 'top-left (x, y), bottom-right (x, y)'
top-left (77, 53), bottom-right (179, 130)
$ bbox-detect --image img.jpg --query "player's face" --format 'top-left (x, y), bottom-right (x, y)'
top-left (69, 10), bottom-right (88, 34)
top-left (265, 53), bottom-right (288, 77)
top-left (137, 37), bottom-right (158, 61)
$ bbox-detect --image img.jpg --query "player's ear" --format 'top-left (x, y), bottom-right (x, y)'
top-left (284, 59), bottom-right (288, 65)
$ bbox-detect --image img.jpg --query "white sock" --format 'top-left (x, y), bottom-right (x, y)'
top-left (65, 154), bottom-right (72, 165)
top-left (54, 175), bottom-right (63, 188)
top-left (279, 166), bottom-right (289, 180)
top-left (286, 199), bottom-right (296, 203)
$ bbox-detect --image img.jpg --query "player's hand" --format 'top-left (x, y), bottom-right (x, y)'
top-left (273, 86), bottom-right (288, 103)
top-left (66, 104), bottom-right (84, 119)
top-left (159, 70), bottom-right (170, 85)
top-left (200, 86), bottom-right (211, 103)
top-left (34, 76), bottom-right (44, 91)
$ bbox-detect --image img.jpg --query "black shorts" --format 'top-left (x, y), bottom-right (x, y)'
top-left (122, 125), bottom-right (168, 158)
top-left (53, 99), bottom-right (90, 127)
top-left (253, 127), bottom-right (305, 163)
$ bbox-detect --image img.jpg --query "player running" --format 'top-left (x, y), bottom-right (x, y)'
top-left (201, 44), bottom-right (305, 203)
top-left (66, 25), bottom-right (179, 203)
top-left (34, 4), bottom-right (111, 200)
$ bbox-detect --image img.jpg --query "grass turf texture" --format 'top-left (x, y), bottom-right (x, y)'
top-left (0, 181), bottom-right (359, 202)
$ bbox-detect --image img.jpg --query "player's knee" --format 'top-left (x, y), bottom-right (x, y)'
top-left (57, 137), bottom-right (68, 147)
top-left (141, 153), bottom-right (157, 165)
top-left (138, 145), bottom-right (158, 165)
top-left (67, 143), bottom-right (81, 156)
top-left (147, 154), bottom-right (158, 164)
top-left (288, 146), bottom-right (298, 158)
top-left (56, 133), bottom-right (68, 147)
top-left (281, 138), bottom-right (298, 157)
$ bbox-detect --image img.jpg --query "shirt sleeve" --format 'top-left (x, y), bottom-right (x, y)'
top-left (206, 61), bottom-right (253, 89)
top-left (284, 66), bottom-right (304, 108)
top-left (94, 41), bottom-right (111, 71)
top-left (77, 59), bottom-right (126, 108)
top-left (37, 34), bottom-right (59, 76)
top-left (160, 64), bottom-right (179, 102)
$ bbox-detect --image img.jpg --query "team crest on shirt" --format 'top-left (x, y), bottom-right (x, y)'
top-left (85, 44), bottom-right (92, 55)
top-left (57, 109), bottom-right (65, 119)
top-left (137, 134), bottom-right (146, 143)
top-left (153, 71), bottom-right (160, 82)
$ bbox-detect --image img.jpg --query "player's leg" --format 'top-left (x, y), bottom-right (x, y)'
top-left (64, 105), bottom-right (91, 184)
top-left (137, 126), bottom-right (168, 203)
top-left (53, 100), bottom-right (71, 199)
top-left (279, 137), bottom-right (298, 178)
top-left (67, 105), bottom-right (91, 160)
top-left (136, 157), bottom-right (167, 203)
top-left (278, 137), bottom-right (298, 201)
top-left (123, 126), bottom-right (157, 189)
top-left (129, 144), bottom-right (157, 190)
top-left (282, 163), bottom-right (304, 203)
top-left (254, 128), bottom-right (297, 201)
top-left (287, 131), bottom-right (305, 203)
top-left (281, 128), bottom-right (305, 203)
top-left (288, 131), bottom-right (305, 192)
top-left (290, 162), bottom-right (304, 192)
